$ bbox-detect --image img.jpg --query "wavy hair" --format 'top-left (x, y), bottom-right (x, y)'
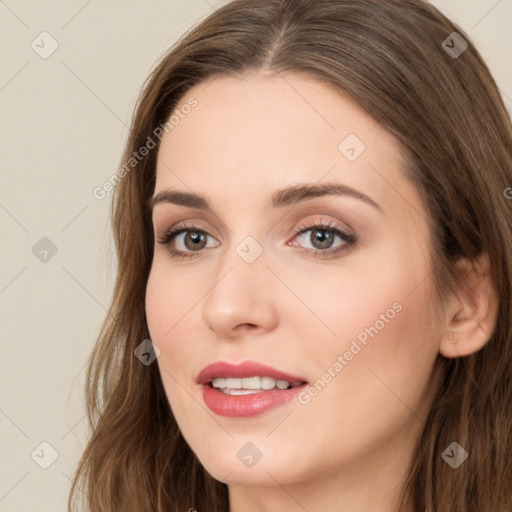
top-left (68, 0), bottom-right (512, 510)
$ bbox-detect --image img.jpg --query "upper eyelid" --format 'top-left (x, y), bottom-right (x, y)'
top-left (158, 217), bottom-right (348, 236)
top-left (156, 209), bottom-right (353, 232)
top-left (167, 220), bottom-right (221, 239)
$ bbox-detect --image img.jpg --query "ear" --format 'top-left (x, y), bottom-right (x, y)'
top-left (439, 252), bottom-right (499, 358)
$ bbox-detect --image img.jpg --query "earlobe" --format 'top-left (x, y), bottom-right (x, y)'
top-left (439, 253), bottom-right (498, 359)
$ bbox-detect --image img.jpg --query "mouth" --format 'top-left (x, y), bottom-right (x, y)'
top-left (197, 361), bottom-right (308, 417)
top-left (207, 376), bottom-right (305, 395)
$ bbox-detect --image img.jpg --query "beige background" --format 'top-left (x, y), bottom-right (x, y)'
top-left (0, 1), bottom-right (510, 510)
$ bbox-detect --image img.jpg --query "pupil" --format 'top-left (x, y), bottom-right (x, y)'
top-left (313, 228), bottom-right (333, 249)
top-left (186, 231), bottom-right (206, 250)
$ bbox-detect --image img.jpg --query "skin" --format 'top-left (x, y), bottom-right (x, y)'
top-left (145, 70), bottom-right (454, 512)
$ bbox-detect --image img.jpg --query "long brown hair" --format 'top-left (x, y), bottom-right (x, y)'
top-left (68, 0), bottom-right (512, 510)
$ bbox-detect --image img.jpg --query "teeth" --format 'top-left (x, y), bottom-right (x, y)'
top-left (211, 376), bottom-right (303, 393)
top-left (261, 376), bottom-right (275, 390)
top-left (276, 380), bottom-right (289, 390)
top-left (241, 376), bottom-right (263, 389)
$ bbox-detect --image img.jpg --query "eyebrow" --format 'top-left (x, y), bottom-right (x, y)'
top-left (148, 182), bottom-right (382, 212)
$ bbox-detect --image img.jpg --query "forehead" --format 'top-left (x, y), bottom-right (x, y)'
top-left (154, 71), bottom-right (409, 214)
top-left (159, 71), bottom-right (400, 152)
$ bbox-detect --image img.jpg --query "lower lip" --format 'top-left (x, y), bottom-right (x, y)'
top-left (200, 383), bottom-right (307, 417)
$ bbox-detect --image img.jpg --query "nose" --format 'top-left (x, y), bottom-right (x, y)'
top-left (201, 239), bottom-right (279, 339)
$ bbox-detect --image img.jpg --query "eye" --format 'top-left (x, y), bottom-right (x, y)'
top-left (155, 218), bottom-right (357, 260)
top-left (155, 221), bottom-right (219, 259)
top-left (289, 219), bottom-right (357, 258)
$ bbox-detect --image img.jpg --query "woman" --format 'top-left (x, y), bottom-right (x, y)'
top-left (69, 0), bottom-right (512, 510)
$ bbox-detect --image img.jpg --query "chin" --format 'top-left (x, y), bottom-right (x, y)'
top-left (193, 440), bottom-right (309, 487)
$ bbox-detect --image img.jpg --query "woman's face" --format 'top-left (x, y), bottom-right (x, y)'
top-left (146, 71), bottom-right (443, 506)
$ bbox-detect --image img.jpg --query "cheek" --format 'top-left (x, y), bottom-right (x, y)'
top-left (145, 264), bottom-right (193, 342)
top-left (299, 269), bottom-right (440, 438)
top-left (145, 265), bottom-right (205, 382)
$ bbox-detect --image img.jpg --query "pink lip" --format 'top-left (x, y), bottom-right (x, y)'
top-left (196, 361), bottom-right (308, 418)
top-left (196, 361), bottom-right (306, 385)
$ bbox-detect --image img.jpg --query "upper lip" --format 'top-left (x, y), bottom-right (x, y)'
top-left (196, 361), bottom-right (307, 385)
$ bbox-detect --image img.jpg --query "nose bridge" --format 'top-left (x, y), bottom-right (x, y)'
top-left (201, 233), bottom-right (277, 335)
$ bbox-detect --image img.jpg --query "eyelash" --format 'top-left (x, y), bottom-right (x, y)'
top-left (155, 219), bottom-right (357, 260)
